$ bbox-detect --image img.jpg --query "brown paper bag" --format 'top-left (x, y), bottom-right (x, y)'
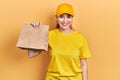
top-left (16, 24), bottom-right (49, 51)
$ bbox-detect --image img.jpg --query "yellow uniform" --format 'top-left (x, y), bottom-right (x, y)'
top-left (46, 29), bottom-right (91, 80)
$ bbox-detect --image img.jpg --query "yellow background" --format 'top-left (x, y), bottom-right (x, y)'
top-left (0, 0), bottom-right (120, 80)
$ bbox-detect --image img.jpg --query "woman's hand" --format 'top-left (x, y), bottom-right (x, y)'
top-left (28, 49), bottom-right (40, 58)
top-left (31, 21), bottom-right (40, 28)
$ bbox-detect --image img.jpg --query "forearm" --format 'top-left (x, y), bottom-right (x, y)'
top-left (28, 49), bottom-right (40, 58)
top-left (81, 64), bottom-right (88, 80)
top-left (80, 59), bottom-right (88, 80)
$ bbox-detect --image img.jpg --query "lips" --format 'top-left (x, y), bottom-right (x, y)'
top-left (61, 23), bottom-right (69, 26)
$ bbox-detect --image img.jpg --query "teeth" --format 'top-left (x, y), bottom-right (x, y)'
top-left (62, 24), bottom-right (68, 26)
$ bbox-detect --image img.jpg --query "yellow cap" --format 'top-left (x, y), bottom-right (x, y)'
top-left (56, 3), bottom-right (74, 17)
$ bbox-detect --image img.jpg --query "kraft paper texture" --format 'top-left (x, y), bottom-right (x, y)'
top-left (16, 24), bottom-right (49, 51)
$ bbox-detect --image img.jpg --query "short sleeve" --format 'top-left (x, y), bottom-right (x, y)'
top-left (79, 35), bottom-right (91, 59)
top-left (48, 30), bottom-right (56, 47)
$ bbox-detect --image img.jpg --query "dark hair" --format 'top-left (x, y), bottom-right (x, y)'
top-left (56, 24), bottom-right (60, 28)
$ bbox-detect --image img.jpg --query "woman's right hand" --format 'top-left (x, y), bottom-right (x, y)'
top-left (31, 21), bottom-right (40, 28)
top-left (28, 49), bottom-right (40, 58)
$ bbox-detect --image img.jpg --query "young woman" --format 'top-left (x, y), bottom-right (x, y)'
top-left (29, 3), bottom-right (91, 80)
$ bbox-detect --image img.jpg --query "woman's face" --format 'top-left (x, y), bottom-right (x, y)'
top-left (56, 13), bottom-right (73, 30)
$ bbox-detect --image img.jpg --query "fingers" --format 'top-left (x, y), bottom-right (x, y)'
top-left (31, 22), bottom-right (40, 28)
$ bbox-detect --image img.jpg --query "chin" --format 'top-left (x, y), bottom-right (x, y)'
top-left (61, 26), bottom-right (69, 30)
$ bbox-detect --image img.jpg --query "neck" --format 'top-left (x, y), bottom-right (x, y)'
top-left (59, 28), bottom-right (74, 34)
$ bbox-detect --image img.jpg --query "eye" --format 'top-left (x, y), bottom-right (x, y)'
top-left (58, 14), bottom-right (73, 18)
top-left (67, 14), bottom-right (72, 18)
top-left (59, 14), bottom-right (64, 18)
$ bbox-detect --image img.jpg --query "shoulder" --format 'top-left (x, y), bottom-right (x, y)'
top-left (74, 30), bottom-right (85, 37)
top-left (49, 29), bottom-right (58, 34)
top-left (48, 29), bottom-right (58, 36)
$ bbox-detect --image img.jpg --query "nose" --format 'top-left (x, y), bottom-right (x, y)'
top-left (63, 16), bottom-right (68, 23)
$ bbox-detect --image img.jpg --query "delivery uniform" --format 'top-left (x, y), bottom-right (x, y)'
top-left (45, 29), bottom-right (91, 80)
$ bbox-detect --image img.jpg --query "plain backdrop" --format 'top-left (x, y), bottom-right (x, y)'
top-left (0, 0), bottom-right (120, 80)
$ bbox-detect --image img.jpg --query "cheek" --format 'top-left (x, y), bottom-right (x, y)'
top-left (57, 18), bottom-right (63, 23)
top-left (69, 18), bottom-right (73, 22)
top-left (68, 19), bottom-right (73, 24)
top-left (58, 18), bottom-right (63, 21)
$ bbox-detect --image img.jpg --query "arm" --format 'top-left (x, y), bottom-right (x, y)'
top-left (80, 59), bottom-right (88, 80)
top-left (28, 49), bottom-right (40, 58)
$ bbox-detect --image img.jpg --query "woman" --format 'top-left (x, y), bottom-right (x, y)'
top-left (29, 3), bottom-right (91, 80)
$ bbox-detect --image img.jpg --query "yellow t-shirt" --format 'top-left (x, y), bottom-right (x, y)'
top-left (47, 29), bottom-right (91, 77)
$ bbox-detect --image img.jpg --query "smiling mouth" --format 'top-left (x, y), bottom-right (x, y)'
top-left (62, 23), bottom-right (69, 26)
